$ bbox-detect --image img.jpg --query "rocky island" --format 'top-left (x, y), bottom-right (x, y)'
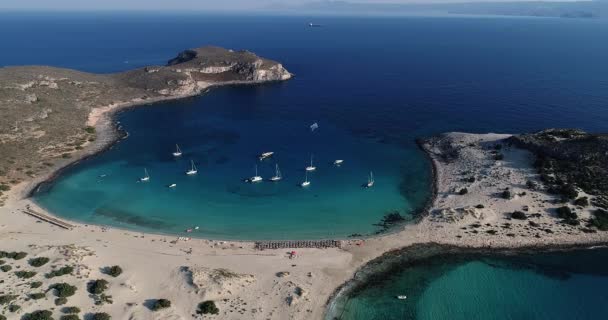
top-left (0, 46), bottom-right (291, 204)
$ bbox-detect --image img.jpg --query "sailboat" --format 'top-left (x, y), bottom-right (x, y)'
top-left (139, 168), bottom-right (150, 182)
top-left (250, 165), bottom-right (263, 183)
top-left (168, 183), bottom-right (177, 188)
top-left (186, 160), bottom-right (197, 175)
top-left (305, 155), bottom-right (317, 171)
top-left (301, 171), bottom-right (310, 187)
top-left (172, 144), bottom-right (182, 157)
top-left (270, 164), bottom-right (282, 182)
top-left (366, 171), bottom-right (375, 188)
top-left (333, 159), bottom-right (344, 166)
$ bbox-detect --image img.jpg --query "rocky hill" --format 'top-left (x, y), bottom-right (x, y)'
top-left (0, 46), bottom-right (291, 203)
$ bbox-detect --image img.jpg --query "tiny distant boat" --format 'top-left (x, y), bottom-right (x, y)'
top-left (270, 164), bottom-right (282, 182)
top-left (99, 174), bottom-right (107, 178)
top-left (366, 171), bottom-right (375, 188)
top-left (334, 160), bottom-right (344, 166)
top-left (139, 169), bottom-right (150, 182)
top-left (396, 295), bottom-right (407, 300)
top-left (250, 165), bottom-right (263, 183)
top-left (310, 122), bottom-right (319, 132)
top-left (172, 144), bottom-right (182, 157)
top-left (186, 160), bottom-right (198, 175)
top-left (194, 226), bottom-right (199, 230)
top-left (259, 151), bottom-right (274, 161)
top-left (305, 155), bottom-right (317, 172)
top-left (301, 171), bottom-right (311, 187)
top-left (168, 183), bottom-right (177, 188)
top-left (309, 23), bottom-right (322, 27)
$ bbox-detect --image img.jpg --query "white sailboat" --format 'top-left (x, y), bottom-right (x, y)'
top-left (168, 183), bottom-right (177, 188)
top-left (396, 295), bottom-right (407, 300)
top-left (250, 165), bottom-right (263, 183)
top-left (305, 155), bottom-right (317, 171)
top-left (139, 168), bottom-right (150, 182)
top-left (259, 151), bottom-right (274, 161)
top-left (172, 144), bottom-right (182, 157)
top-left (270, 164), bottom-right (282, 182)
top-left (186, 160), bottom-right (198, 175)
top-left (301, 171), bottom-right (310, 187)
top-left (333, 159), bottom-right (344, 166)
top-left (366, 171), bottom-right (375, 188)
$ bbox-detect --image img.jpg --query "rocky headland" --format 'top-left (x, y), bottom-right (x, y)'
top-left (0, 46), bottom-right (292, 204)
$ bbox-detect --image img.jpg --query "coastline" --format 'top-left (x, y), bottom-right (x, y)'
top-left (2, 131), bottom-right (608, 320)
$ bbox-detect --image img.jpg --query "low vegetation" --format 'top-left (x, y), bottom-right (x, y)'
top-left (31, 281), bottom-right (43, 288)
top-left (197, 300), bottom-right (219, 315)
top-left (103, 265), bottom-right (123, 277)
top-left (60, 315), bottom-right (80, 320)
top-left (90, 312), bottom-right (111, 320)
top-left (29, 292), bottom-right (46, 300)
top-left (511, 211), bottom-right (527, 220)
top-left (458, 188), bottom-right (468, 195)
top-left (55, 297), bottom-right (68, 306)
top-left (62, 306), bottom-right (81, 314)
top-left (0, 251), bottom-right (27, 260)
top-left (0, 294), bottom-right (18, 305)
top-left (87, 279), bottom-right (109, 294)
top-left (0, 265), bottom-right (12, 272)
top-left (50, 283), bottom-right (77, 297)
top-left (8, 304), bottom-right (21, 312)
top-left (15, 270), bottom-right (37, 279)
top-left (151, 298), bottom-right (171, 311)
top-left (22, 310), bottom-right (54, 320)
top-left (574, 196), bottom-right (589, 207)
top-left (590, 209), bottom-right (608, 231)
top-left (29, 257), bottom-right (51, 267)
top-left (46, 266), bottom-right (74, 278)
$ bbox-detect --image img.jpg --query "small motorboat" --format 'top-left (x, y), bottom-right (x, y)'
top-left (168, 183), bottom-right (177, 188)
top-left (139, 169), bottom-right (150, 182)
top-left (172, 144), bottom-right (182, 157)
top-left (250, 165), bottom-right (263, 183)
top-left (366, 171), bottom-right (374, 188)
top-left (396, 295), bottom-right (407, 300)
top-left (259, 152), bottom-right (274, 161)
top-left (305, 154), bottom-right (317, 172)
top-left (310, 122), bottom-right (319, 131)
top-left (333, 159), bottom-right (344, 166)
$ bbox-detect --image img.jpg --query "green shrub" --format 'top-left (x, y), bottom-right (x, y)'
top-left (90, 312), bottom-right (111, 320)
top-left (526, 180), bottom-right (537, 190)
top-left (511, 211), bottom-right (527, 220)
top-left (49, 283), bottom-right (77, 297)
top-left (87, 279), bottom-right (109, 294)
top-left (458, 188), bottom-right (468, 195)
top-left (0, 251), bottom-right (28, 260)
top-left (22, 310), bottom-right (54, 320)
top-left (55, 297), bottom-right (68, 306)
top-left (31, 281), bottom-right (43, 288)
top-left (60, 315), bottom-right (80, 320)
top-left (0, 259), bottom-right (4, 265)
top-left (15, 270), bottom-right (37, 279)
top-left (103, 265), bottom-right (123, 277)
top-left (574, 197), bottom-right (589, 207)
top-left (556, 206), bottom-right (577, 220)
top-left (501, 190), bottom-right (512, 199)
top-left (29, 292), bottom-right (46, 300)
top-left (46, 266), bottom-right (74, 278)
top-left (61, 306), bottom-right (80, 314)
top-left (151, 299), bottom-right (171, 311)
top-left (0, 315), bottom-right (6, 320)
top-left (84, 126), bottom-right (96, 134)
top-left (29, 257), bottom-right (50, 267)
top-left (197, 300), bottom-right (219, 315)
top-left (590, 209), bottom-right (608, 231)
top-left (0, 265), bottom-right (12, 272)
top-left (0, 184), bottom-right (10, 191)
top-left (8, 304), bottom-right (21, 312)
top-left (93, 293), bottom-right (113, 306)
top-left (0, 294), bottom-right (18, 305)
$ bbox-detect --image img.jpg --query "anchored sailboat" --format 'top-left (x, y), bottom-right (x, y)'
top-left (259, 152), bottom-right (274, 161)
top-left (270, 164), bottom-right (282, 182)
top-left (172, 144), bottom-right (182, 157)
top-left (333, 159), bottom-right (344, 166)
top-left (366, 171), bottom-right (375, 188)
top-left (250, 165), bottom-right (263, 183)
top-left (186, 160), bottom-right (197, 175)
top-left (301, 171), bottom-right (310, 187)
top-left (139, 168), bottom-right (150, 182)
top-left (305, 154), bottom-right (317, 171)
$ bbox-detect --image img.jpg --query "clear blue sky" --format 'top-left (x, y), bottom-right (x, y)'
top-left (1, 0), bottom-right (572, 11)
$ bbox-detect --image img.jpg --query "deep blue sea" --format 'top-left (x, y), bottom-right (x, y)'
top-left (2, 11), bottom-right (608, 318)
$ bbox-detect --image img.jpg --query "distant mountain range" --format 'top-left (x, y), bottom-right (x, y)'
top-left (265, 0), bottom-right (608, 18)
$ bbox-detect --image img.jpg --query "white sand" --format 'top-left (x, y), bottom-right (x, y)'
top-left (1, 132), bottom-right (606, 320)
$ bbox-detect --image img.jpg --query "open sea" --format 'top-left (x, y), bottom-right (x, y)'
top-left (2, 11), bottom-right (608, 319)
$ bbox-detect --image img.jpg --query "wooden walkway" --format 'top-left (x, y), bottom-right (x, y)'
top-left (254, 240), bottom-right (341, 250)
top-left (23, 206), bottom-right (74, 230)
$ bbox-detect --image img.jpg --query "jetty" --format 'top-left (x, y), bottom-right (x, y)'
top-left (23, 206), bottom-right (74, 230)
top-left (254, 240), bottom-right (342, 250)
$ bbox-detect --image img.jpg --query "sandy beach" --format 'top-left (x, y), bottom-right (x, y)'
top-left (2, 129), bottom-right (607, 319)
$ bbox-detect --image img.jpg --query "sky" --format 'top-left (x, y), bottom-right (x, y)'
top-left (0, 0), bottom-right (584, 11)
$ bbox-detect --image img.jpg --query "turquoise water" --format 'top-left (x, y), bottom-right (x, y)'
top-left (3, 13), bottom-right (607, 240)
top-left (332, 247), bottom-right (608, 319)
